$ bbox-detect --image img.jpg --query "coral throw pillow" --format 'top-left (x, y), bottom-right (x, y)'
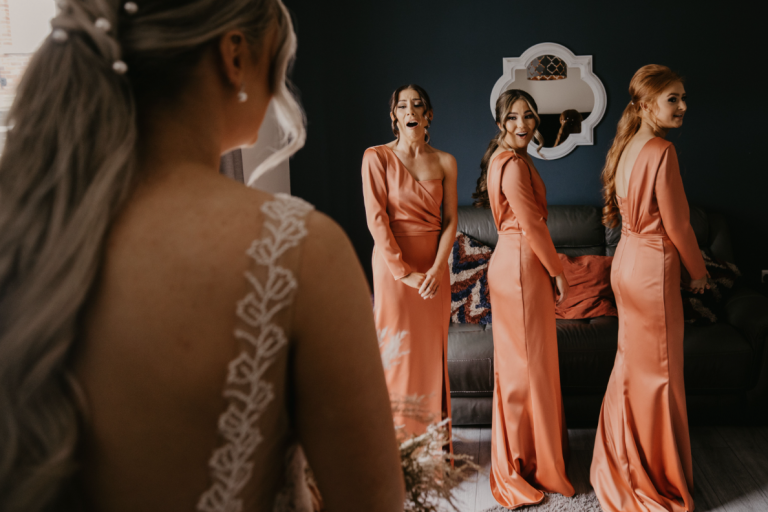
top-left (448, 233), bottom-right (492, 324)
top-left (555, 254), bottom-right (617, 319)
top-left (682, 249), bottom-right (741, 324)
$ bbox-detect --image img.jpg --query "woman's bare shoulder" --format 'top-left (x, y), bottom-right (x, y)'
top-left (430, 146), bottom-right (457, 167)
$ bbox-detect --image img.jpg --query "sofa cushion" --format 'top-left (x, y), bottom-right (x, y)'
top-left (548, 205), bottom-right (606, 256)
top-left (557, 316), bottom-right (619, 394)
top-left (447, 318), bottom-right (754, 402)
top-left (447, 324), bottom-right (493, 397)
top-left (456, 206), bottom-right (498, 248)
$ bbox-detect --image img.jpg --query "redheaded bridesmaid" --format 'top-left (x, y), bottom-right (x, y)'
top-left (362, 85), bottom-right (458, 435)
top-left (591, 65), bottom-right (709, 512)
top-left (473, 89), bottom-right (574, 508)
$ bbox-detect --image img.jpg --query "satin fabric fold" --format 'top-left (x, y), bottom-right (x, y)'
top-left (487, 152), bottom-right (574, 508)
top-left (362, 146), bottom-right (451, 435)
top-left (591, 137), bottom-right (706, 512)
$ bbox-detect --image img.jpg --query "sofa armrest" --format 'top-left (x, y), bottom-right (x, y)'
top-left (727, 288), bottom-right (768, 416)
top-left (725, 288), bottom-right (768, 354)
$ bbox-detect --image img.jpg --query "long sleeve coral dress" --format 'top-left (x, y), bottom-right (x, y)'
top-left (486, 152), bottom-right (574, 508)
top-left (591, 137), bottom-right (707, 512)
top-left (362, 145), bottom-right (451, 435)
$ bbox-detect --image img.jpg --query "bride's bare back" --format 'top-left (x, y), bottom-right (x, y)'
top-left (76, 166), bottom-right (402, 511)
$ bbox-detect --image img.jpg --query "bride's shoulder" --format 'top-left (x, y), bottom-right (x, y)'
top-left (221, 183), bottom-right (348, 281)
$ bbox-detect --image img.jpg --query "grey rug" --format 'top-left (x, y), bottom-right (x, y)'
top-left (480, 491), bottom-right (603, 512)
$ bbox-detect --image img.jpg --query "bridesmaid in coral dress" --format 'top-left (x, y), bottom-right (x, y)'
top-left (591, 65), bottom-right (709, 512)
top-left (362, 84), bottom-right (458, 435)
top-left (473, 89), bottom-right (574, 508)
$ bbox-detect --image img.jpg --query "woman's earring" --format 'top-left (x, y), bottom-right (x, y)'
top-left (237, 84), bottom-right (248, 103)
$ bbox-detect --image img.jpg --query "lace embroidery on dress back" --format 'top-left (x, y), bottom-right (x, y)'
top-left (197, 193), bottom-right (314, 512)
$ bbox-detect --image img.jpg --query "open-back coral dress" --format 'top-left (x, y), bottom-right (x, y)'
top-left (486, 152), bottom-right (574, 508)
top-left (590, 137), bottom-right (707, 512)
top-left (362, 145), bottom-right (451, 436)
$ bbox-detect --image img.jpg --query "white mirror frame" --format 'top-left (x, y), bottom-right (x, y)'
top-left (490, 42), bottom-right (607, 160)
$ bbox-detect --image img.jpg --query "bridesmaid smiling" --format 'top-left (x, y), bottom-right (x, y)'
top-left (474, 89), bottom-right (574, 508)
top-left (591, 64), bottom-right (708, 512)
top-left (361, 84), bottom-right (458, 435)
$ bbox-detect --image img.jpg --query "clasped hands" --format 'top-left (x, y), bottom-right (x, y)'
top-left (400, 268), bottom-right (443, 299)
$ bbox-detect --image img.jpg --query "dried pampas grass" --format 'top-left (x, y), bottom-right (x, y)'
top-left (308, 395), bottom-right (480, 512)
top-left (392, 394), bottom-right (481, 512)
top-left (399, 418), bottom-right (480, 512)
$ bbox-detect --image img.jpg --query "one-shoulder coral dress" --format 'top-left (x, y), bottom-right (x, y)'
top-left (486, 152), bottom-right (574, 508)
top-left (590, 137), bottom-right (707, 512)
top-left (361, 145), bottom-right (451, 435)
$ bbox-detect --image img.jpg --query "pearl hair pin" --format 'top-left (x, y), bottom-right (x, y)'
top-left (51, 28), bottom-right (68, 43)
top-left (94, 17), bottom-right (111, 31)
top-left (124, 2), bottom-right (138, 14)
top-left (112, 60), bottom-right (128, 75)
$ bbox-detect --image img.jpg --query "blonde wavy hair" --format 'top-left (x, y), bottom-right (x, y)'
top-left (0, 0), bottom-right (304, 510)
top-left (601, 64), bottom-right (682, 227)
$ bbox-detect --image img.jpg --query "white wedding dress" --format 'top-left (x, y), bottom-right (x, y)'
top-left (195, 193), bottom-right (316, 512)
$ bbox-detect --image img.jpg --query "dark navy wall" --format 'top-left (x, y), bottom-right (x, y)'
top-left (285, 0), bottom-right (767, 285)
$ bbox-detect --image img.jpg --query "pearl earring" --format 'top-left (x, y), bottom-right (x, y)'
top-left (237, 84), bottom-right (248, 103)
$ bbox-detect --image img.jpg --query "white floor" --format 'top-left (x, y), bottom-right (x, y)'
top-left (447, 426), bottom-right (768, 512)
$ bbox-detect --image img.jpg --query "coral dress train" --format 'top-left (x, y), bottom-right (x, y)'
top-left (486, 152), bottom-right (574, 508)
top-left (362, 145), bottom-right (451, 435)
top-left (591, 137), bottom-right (707, 512)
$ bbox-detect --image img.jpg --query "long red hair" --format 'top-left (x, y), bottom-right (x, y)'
top-left (601, 64), bottom-right (683, 227)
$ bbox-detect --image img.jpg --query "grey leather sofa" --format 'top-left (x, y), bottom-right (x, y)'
top-left (448, 205), bottom-right (768, 427)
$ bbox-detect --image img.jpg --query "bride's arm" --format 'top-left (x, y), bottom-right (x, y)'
top-left (291, 211), bottom-right (405, 511)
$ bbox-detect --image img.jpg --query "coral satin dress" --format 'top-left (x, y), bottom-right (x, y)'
top-left (486, 152), bottom-right (574, 508)
top-left (362, 145), bottom-right (451, 435)
top-left (591, 138), bottom-right (707, 512)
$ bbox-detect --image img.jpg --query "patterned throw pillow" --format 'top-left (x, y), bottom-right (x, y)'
top-left (448, 233), bottom-right (493, 324)
top-left (682, 249), bottom-right (741, 324)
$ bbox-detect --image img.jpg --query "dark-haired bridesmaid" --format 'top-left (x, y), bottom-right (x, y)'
top-left (591, 65), bottom-right (709, 512)
top-left (474, 89), bottom-right (574, 508)
top-left (362, 85), bottom-right (458, 435)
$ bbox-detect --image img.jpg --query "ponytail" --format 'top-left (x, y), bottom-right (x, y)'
top-left (601, 64), bottom-right (682, 228)
top-left (0, 8), bottom-right (137, 509)
top-left (473, 138), bottom-right (499, 208)
top-left (600, 102), bottom-right (642, 228)
top-left (0, 0), bottom-right (301, 509)
top-left (553, 109), bottom-right (582, 148)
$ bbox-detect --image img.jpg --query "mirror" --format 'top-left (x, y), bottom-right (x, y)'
top-left (490, 43), bottom-right (607, 160)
